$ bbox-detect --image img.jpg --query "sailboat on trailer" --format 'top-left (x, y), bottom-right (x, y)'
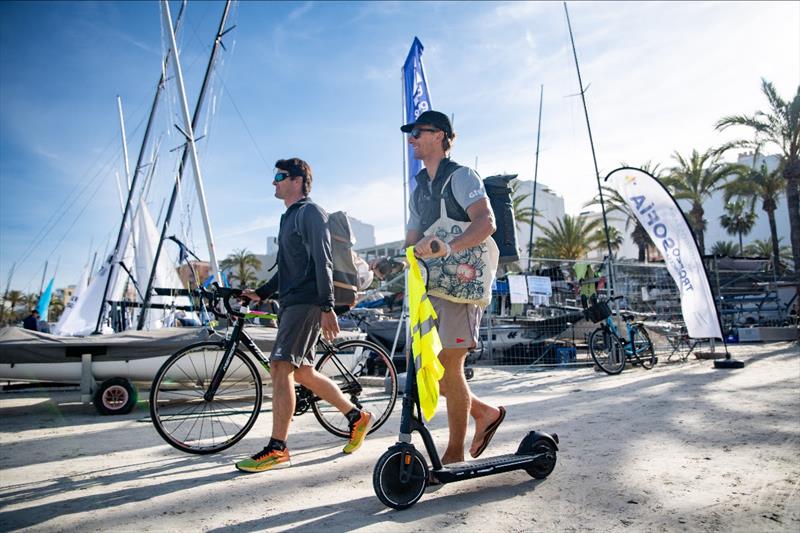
top-left (0, 1), bottom-right (258, 414)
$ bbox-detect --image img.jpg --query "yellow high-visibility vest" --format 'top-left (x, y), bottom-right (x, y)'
top-left (405, 246), bottom-right (445, 421)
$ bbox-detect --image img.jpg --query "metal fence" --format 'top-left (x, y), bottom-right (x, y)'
top-left (474, 255), bottom-right (795, 368)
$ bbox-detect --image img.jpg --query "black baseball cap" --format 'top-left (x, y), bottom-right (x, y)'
top-left (401, 110), bottom-right (453, 138)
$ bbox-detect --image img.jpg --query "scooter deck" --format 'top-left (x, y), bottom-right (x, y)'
top-left (431, 452), bottom-right (539, 484)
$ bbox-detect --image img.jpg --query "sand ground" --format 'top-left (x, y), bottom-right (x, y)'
top-left (1, 342), bottom-right (798, 532)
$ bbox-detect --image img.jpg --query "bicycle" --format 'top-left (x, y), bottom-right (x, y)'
top-left (586, 296), bottom-right (657, 375)
top-left (149, 286), bottom-right (399, 454)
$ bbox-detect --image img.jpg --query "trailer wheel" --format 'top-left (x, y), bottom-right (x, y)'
top-left (94, 378), bottom-right (138, 415)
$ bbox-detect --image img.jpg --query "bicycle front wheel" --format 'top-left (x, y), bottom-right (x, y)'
top-left (589, 328), bottom-right (626, 375)
top-left (150, 341), bottom-right (263, 454)
top-left (312, 339), bottom-right (398, 438)
top-left (632, 326), bottom-right (657, 369)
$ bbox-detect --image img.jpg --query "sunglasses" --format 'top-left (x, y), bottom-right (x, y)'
top-left (410, 127), bottom-right (439, 139)
top-left (273, 169), bottom-right (292, 182)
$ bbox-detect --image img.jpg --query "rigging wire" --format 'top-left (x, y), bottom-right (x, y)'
top-left (181, 2), bottom-right (266, 170)
top-left (216, 73), bottom-right (271, 169)
top-left (12, 100), bottom-right (152, 287)
top-left (163, 1), bottom-right (244, 266)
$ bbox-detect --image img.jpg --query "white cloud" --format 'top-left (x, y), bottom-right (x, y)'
top-left (288, 1), bottom-right (314, 21)
top-left (215, 214), bottom-right (281, 240)
top-left (421, 0), bottom-right (800, 218)
top-left (316, 176), bottom-right (406, 243)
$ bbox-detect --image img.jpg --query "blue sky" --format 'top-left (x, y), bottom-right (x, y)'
top-left (1, 1), bottom-right (798, 293)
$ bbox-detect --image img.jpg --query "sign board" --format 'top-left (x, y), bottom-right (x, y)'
top-left (507, 275), bottom-right (529, 304)
top-left (527, 275), bottom-right (552, 296)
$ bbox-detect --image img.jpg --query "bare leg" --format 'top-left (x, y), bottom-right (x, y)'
top-left (294, 364), bottom-right (354, 414)
top-left (438, 350), bottom-right (503, 460)
top-left (468, 400), bottom-right (503, 458)
top-left (438, 348), bottom-right (471, 464)
top-left (270, 360), bottom-right (296, 442)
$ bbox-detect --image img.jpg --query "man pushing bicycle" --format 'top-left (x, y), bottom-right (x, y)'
top-left (236, 157), bottom-right (374, 473)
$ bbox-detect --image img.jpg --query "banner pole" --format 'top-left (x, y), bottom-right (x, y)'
top-left (400, 67), bottom-right (411, 371)
top-left (401, 68), bottom-right (408, 230)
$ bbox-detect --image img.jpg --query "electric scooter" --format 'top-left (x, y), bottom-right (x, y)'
top-left (372, 244), bottom-right (559, 510)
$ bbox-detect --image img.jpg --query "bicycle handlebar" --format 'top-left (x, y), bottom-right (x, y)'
top-left (199, 285), bottom-right (247, 319)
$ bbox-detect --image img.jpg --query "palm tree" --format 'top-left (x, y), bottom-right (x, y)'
top-left (585, 186), bottom-right (654, 262)
top-left (719, 200), bottom-right (757, 254)
top-left (744, 238), bottom-right (793, 269)
top-left (220, 249), bottom-right (262, 289)
top-left (710, 240), bottom-right (738, 257)
top-left (21, 292), bottom-right (38, 312)
top-left (662, 148), bottom-right (732, 254)
top-left (3, 290), bottom-right (22, 323)
top-left (511, 181), bottom-right (542, 260)
top-left (715, 79), bottom-right (800, 295)
top-left (723, 162), bottom-right (785, 270)
top-left (592, 226), bottom-right (624, 256)
top-left (48, 295), bottom-right (65, 322)
top-left (511, 180), bottom-right (533, 229)
top-left (534, 214), bottom-right (602, 260)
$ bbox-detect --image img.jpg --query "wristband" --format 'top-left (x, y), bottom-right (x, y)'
top-left (443, 242), bottom-right (452, 258)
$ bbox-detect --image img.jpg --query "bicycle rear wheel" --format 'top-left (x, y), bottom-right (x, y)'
top-left (150, 341), bottom-right (263, 454)
top-left (589, 328), bottom-right (626, 375)
top-left (632, 326), bottom-right (657, 369)
top-left (312, 339), bottom-right (398, 438)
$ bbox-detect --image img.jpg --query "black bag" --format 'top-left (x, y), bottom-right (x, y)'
top-left (483, 174), bottom-right (520, 266)
top-left (585, 300), bottom-right (612, 323)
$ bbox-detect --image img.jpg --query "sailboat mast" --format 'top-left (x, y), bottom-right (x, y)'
top-left (38, 260), bottom-right (49, 297)
top-left (117, 95), bottom-right (133, 190)
top-left (528, 84), bottom-right (543, 271)
top-left (563, 2), bottom-right (616, 278)
top-left (93, 2), bottom-right (186, 334)
top-left (0, 262), bottom-right (15, 324)
top-left (162, 0), bottom-right (224, 285)
top-left (138, 0), bottom-right (233, 330)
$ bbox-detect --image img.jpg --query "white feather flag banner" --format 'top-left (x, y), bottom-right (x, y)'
top-left (605, 167), bottom-right (723, 339)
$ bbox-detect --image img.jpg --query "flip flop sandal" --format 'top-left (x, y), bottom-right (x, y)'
top-left (470, 406), bottom-right (506, 459)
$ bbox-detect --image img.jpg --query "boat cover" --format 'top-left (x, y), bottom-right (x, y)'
top-left (0, 326), bottom-right (278, 364)
top-left (494, 309), bottom-right (587, 341)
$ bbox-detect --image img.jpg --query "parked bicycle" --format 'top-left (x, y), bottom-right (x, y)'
top-left (149, 286), bottom-right (398, 454)
top-left (586, 295), bottom-right (657, 375)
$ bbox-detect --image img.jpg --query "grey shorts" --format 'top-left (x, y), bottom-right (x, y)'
top-left (430, 296), bottom-right (483, 350)
top-left (271, 304), bottom-right (321, 367)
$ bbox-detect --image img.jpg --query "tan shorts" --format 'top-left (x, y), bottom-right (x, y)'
top-left (430, 296), bottom-right (483, 350)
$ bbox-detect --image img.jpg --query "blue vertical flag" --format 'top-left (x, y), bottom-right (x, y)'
top-left (403, 37), bottom-right (433, 194)
top-left (36, 277), bottom-right (54, 322)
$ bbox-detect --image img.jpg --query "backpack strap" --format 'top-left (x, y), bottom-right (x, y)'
top-left (293, 203), bottom-right (312, 281)
top-left (293, 203), bottom-right (311, 250)
top-left (439, 174), bottom-right (454, 220)
top-left (440, 167), bottom-right (469, 222)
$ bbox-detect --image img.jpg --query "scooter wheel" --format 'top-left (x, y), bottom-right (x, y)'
top-left (373, 447), bottom-right (429, 510)
top-left (526, 439), bottom-right (557, 479)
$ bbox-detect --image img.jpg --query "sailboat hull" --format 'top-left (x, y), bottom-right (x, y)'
top-left (0, 358), bottom-right (169, 383)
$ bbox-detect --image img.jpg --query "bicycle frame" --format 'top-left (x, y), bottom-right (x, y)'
top-left (602, 316), bottom-right (646, 358)
top-left (204, 312), bottom-right (365, 405)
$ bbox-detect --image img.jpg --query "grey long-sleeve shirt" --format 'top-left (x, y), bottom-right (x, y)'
top-left (255, 198), bottom-right (335, 309)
